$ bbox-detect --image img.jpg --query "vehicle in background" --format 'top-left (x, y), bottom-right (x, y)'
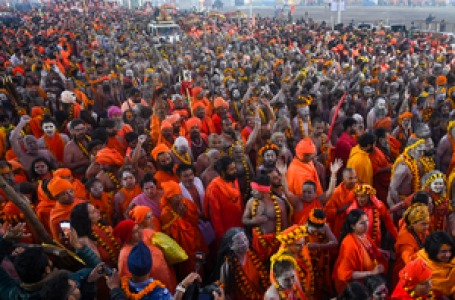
top-left (147, 20), bottom-right (181, 42)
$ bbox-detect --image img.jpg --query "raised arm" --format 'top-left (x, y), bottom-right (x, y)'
top-left (11, 116), bottom-right (29, 161)
top-left (244, 107), bottom-right (261, 154)
top-left (317, 159), bottom-right (343, 205)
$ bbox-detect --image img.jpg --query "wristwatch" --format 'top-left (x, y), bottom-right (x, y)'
top-left (176, 284), bottom-right (186, 293)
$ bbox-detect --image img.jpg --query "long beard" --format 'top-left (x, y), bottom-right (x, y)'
top-left (114, 120), bottom-right (123, 131)
top-left (160, 162), bottom-right (174, 173)
top-left (224, 172), bottom-right (237, 182)
top-left (103, 85), bottom-right (111, 93)
top-left (375, 107), bottom-right (388, 119)
top-left (264, 160), bottom-right (276, 168)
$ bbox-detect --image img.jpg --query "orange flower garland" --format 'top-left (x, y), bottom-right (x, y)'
top-left (92, 223), bottom-right (120, 264)
top-left (106, 171), bottom-right (120, 190)
top-left (121, 275), bottom-right (165, 300)
top-left (298, 115), bottom-right (312, 139)
top-left (420, 156), bottom-right (435, 174)
top-left (76, 135), bottom-right (91, 158)
top-left (172, 145), bottom-right (191, 165)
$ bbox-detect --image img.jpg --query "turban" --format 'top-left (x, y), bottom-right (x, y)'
top-left (399, 112), bottom-right (413, 125)
top-left (107, 106), bottom-right (122, 119)
top-left (296, 138), bottom-right (316, 159)
top-left (151, 144), bottom-right (170, 161)
top-left (96, 148), bottom-right (124, 166)
top-left (186, 117), bottom-right (201, 131)
top-left (399, 259), bottom-right (432, 290)
top-left (214, 97), bottom-right (229, 109)
top-left (436, 75), bottom-right (447, 86)
top-left (13, 67), bottom-right (24, 76)
top-left (61, 91), bottom-right (77, 104)
top-left (160, 120), bottom-right (172, 132)
top-left (113, 220), bottom-right (136, 244)
top-left (129, 206), bottom-right (152, 225)
top-left (192, 87), bottom-right (203, 98)
top-left (192, 102), bottom-right (206, 113)
top-left (48, 177), bottom-right (73, 197)
top-left (31, 107), bottom-right (43, 118)
top-left (166, 114), bottom-right (180, 125)
top-left (163, 181), bottom-right (182, 199)
top-left (403, 203), bottom-right (430, 226)
top-left (373, 117), bottom-right (392, 131)
top-left (53, 168), bottom-right (72, 178)
top-left (127, 241), bottom-right (152, 276)
top-left (174, 109), bottom-right (188, 118)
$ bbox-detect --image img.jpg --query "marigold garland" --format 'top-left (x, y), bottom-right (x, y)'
top-left (403, 287), bottom-right (435, 299)
top-left (252, 195), bottom-right (282, 249)
top-left (274, 282), bottom-right (301, 300)
top-left (172, 145), bottom-right (191, 165)
top-left (420, 156), bottom-right (435, 174)
top-left (303, 225), bottom-right (329, 279)
top-left (391, 141), bottom-right (424, 193)
top-left (229, 142), bottom-right (250, 201)
top-left (106, 171), bottom-right (121, 190)
top-left (75, 135), bottom-right (91, 158)
top-left (228, 249), bottom-right (269, 300)
top-left (69, 104), bottom-right (74, 121)
top-left (298, 115), bottom-right (312, 139)
top-left (121, 276), bottom-right (165, 300)
top-left (92, 222), bottom-right (120, 264)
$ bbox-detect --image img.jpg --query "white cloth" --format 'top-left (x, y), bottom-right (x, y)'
top-left (180, 177), bottom-right (215, 245)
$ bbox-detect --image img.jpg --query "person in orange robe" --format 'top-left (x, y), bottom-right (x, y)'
top-left (213, 227), bottom-right (269, 300)
top-left (156, 120), bottom-right (174, 148)
top-left (324, 168), bottom-right (358, 238)
top-left (346, 134), bottom-right (375, 186)
top-left (151, 144), bottom-right (180, 190)
top-left (113, 220), bottom-right (177, 294)
top-left (29, 107), bottom-right (44, 139)
top-left (276, 225), bottom-right (314, 299)
top-left (160, 181), bottom-right (209, 280)
top-left (346, 184), bottom-right (398, 248)
top-left (35, 179), bottom-right (56, 234)
top-left (193, 102), bottom-right (216, 136)
top-left (287, 138), bottom-right (323, 197)
top-left (204, 156), bottom-right (244, 247)
top-left (113, 168), bottom-right (142, 224)
top-left (212, 97), bottom-right (235, 135)
top-left (369, 145), bottom-right (392, 203)
top-left (40, 119), bottom-right (67, 163)
top-left (192, 86), bottom-right (213, 117)
top-left (53, 168), bottom-right (87, 200)
top-left (129, 205), bottom-right (161, 233)
top-left (85, 178), bottom-right (114, 225)
top-left (48, 176), bottom-right (86, 242)
top-left (333, 209), bottom-right (388, 294)
top-left (104, 119), bottom-right (126, 157)
top-left (392, 203), bottom-right (429, 288)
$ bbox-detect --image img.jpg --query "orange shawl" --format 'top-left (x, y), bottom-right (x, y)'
top-left (106, 136), bottom-right (126, 157)
top-left (154, 170), bottom-right (180, 190)
top-left (49, 198), bottom-right (85, 241)
top-left (43, 134), bottom-right (66, 162)
top-left (287, 159), bottom-right (323, 197)
top-left (118, 185), bottom-right (142, 215)
top-left (89, 193), bottom-right (114, 225)
top-left (324, 183), bottom-right (354, 238)
top-left (203, 177), bottom-right (240, 219)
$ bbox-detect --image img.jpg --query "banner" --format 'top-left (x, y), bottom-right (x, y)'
top-left (331, 0), bottom-right (345, 11)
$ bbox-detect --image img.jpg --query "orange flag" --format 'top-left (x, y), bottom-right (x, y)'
top-left (291, 4), bottom-right (295, 13)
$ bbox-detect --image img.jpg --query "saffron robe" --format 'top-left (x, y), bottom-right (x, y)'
top-left (154, 170), bottom-right (180, 190)
top-left (35, 183), bottom-right (56, 234)
top-left (346, 145), bottom-right (373, 186)
top-left (324, 183), bottom-right (354, 238)
top-left (294, 199), bottom-right (323, 225)
top-left (49, 198), bottom-right (85, 242)
top-left (115, 185), bottom-right (142, 222)
top-left (417, 249), bottom-right (455, 297)
top-left (43, 134), bottom-right (66, 162)
top-left (287, 159), bottom-right (323, 197)
top-left (89, 193), bottom-right (114, 225)
top-left (204, 177), bottom-right (244, 247)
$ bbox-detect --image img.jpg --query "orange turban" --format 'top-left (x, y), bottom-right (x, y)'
top-left (373, 117), bottom-right (392, 131)
top-left (186, 117), bottom-right (201, 131)
top-left (162, 181), bottom-right (182, 200)
top-left (214, 97), bottom-right (229, 109)
top-left (96, 148), bottom-right (124, 166)
top-left (399, 112), bottom-right (413, 124)
top-left (174, 110), bottom-right (188, 118)
top-left (399, 259), bottom-right (432, 290)
top-left (192, 87), bottom-right (203, 98)
top-left (48, 177), bottom-right (73, 197)
top-left (296, 138), bottom-right (316, 159)
top-left (436, 75), bottom-right (447, 86)
top-left (151, 144), bottom-right (170, 161)
top-left (129, 206), bottom-right (152, 225)
top-left (160, 120), bottom-right (172, 131)
top-left (192, 102), bottom-right (206, 113)
top-left (166, 114), bottom-right (180, 125)
top-left (53, 168), bottom-right (72, 178)
top-left (31, 107), bottom-right (43, 118)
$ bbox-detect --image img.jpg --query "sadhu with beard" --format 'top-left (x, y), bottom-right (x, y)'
top-left (63, 118), bottom-right (92, 179)
top-left (101, 119), bottom-right (126, 157)
top-left (107, 106), bottom-right (132, 139)
top-left (185, 117), bottom-right (208, 160)
top-left (151, 144), bottom-right (179, 190)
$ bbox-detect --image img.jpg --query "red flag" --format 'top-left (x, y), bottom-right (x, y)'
top-left (291, 5), bottom-right (295, 13)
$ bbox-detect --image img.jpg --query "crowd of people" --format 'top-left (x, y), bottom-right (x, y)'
top-left (1, 4), bottom-right (455, 300)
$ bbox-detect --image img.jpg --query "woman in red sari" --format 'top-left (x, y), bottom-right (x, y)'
top-left (333, 209), bottom-right (389, 294)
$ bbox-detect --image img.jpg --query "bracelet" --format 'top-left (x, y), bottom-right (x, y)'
top-left (176, 284), bottom-right (186, 294)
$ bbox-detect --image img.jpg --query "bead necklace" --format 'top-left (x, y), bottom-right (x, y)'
top-left (298, 115), bottom-right (311, 139)
top-left (121, 275), bottom-right (164, 300)
top-left (251, 195), bottom-right (281, 249)
top-left (75, 135), bottom-right (91, 158)
top-left (274, 282), bottom-right (301, 300)
top-left (92, 222), bottom-right (120, 263)
top-left (403, 287), bottom-right (435, 300)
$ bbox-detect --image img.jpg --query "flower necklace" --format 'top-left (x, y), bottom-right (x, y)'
top-left (298, 115), bottom-right (311, 139)
top-left (229, 249), bottom-right (269, 300)
top-left (303, 225), bottom-right (329, 278)
top-left (69, 104), bottom-right (74, 120)
top-left (274, 282), bottom-right (301, 300)
top-left (232, 98), bottom-right (242, 122)
top-left (90, 192), bottom-right (114, 222)
top-left (251, 195), bottom-right (281, 249)
top-left (392, 153), bottom-right (420, 193)
top-left (106, 171), bottom-right (121, 190)
top-left (0, 203), bottom-right (34, 224)
top-left (172, 145), bottom-right (191, 165)
top-left (121, 276), bottom-right (165, 300)
top-left (403, 287), bottom-right (435, 300)
top-left (371, 207), bottom-right (378, 243)
top-left (420, 156), bottom-right (435, 174)
top-left (229, 143), bottom-right (250, 201)
top-left (92, 222), bottom-right (120, 263)
top-left (422, 107), bottom-right (434, 123)
top-left (75, 135), bottom-right (91, 158)
top-left (285, 125), bottom-right (293, 139)
top-left (295, 252), bottom-right (315, 299)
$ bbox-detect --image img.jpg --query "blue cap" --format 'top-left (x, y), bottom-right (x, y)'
top-left (127, 241), bottom-right (152, 276)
